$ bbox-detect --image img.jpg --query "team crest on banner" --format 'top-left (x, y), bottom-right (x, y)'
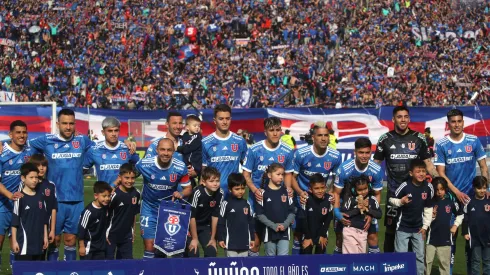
top-left (322, 207), bottom-right (328, 215)
top-left (169, 174), bottom-right (177, 182)
top-left (120, 152), bottom-right (127, 160)
top-left (210, 201), bottom-right (216, 207)
top-left (155, 200), bottom-right (191, 256)
top-left (485, 204), bottom-right (490, 212)
top-left (465, 145), bottom-right (472, 153)
top-left (422, 192), bottom-right (427, 200)
top-left (72, 141), bottom-right (80, 149)
top-left (132, 197), bottom-right (137, 204)
top-left (324, 162), bottom-right (331, 170)
top-left (45, 188), bottom-right (50, 197)
top-left (408, 142), bottom-right (415, 151)
top-left (243, 208), bottom-right (248, 215)
top-left (278, 155), bottom-right (285, 163)
top-left (231, 144), bottom-right (238, 152)
top-left (281, 195), bottom-right (287, 203)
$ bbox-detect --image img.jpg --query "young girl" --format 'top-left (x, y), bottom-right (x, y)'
top-left (255, 163), bottom-right (296, 256)
top-left (425, 177), bottom-right (463, 275)
top-left (341, 175), bottom-right (382, 254)
top-left (462, 176), bottom-right (490, 275)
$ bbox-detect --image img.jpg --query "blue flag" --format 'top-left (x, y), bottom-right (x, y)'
top-left (154, 200), bottom-right (191, 256)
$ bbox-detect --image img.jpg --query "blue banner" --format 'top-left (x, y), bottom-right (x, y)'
top-left (154, 200), bottom-right (191, 256)
top-left (14, 252), bottom-right (416, 274)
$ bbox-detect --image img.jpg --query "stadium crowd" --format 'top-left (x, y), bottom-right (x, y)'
top-left (1, 0), bottom-right (490, 110)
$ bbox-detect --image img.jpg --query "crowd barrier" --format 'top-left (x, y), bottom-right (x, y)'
top-left (13, 252), bottom-right (416, 275)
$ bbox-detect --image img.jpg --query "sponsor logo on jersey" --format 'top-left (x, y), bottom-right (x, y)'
top-left (120, 152), bottom-right (127, 160)
top-left (169, 174), bottom-right (177, 182)
top-left (465, 145), bottom-right (472, 153)
top-left (231, 144), bottom-right (238, 152)
top-left (51, 153), bottom-right (82, 159)
top-left (390, 154), bottom-right (418, 160)
top-left (3, 170), bottom-right (20, 176)
top-left (210, 156), bottom-right (239, 162)
top-left (164, 214), bottom-right (181, 236)
top-left (447, 156), bottom-right (473, 164)
top-left (72, 141), bottom-right (80, 149)
top-left (100, 164), bottom-right (121, 170)
top-left (408, 142), bottom-right (415, 151)
top-left (243, 207), bottom-right (248, 215)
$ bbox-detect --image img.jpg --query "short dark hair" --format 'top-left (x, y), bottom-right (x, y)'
top-left (409, 159), bottom-right (427, 171)
top-left (309, 173), bottom-right (326, 186)
top-left (167, 111), bottom-right (183, 122)
top-left (20, 163), bottom-right (39, 177)
top-left (214, 104), bottom-right (232, 117)
top-left (447, 109), bottom-right (464, 121)
top-left (186, 114), bottom-right (201, 125)
top-left (355, 138), bottom-right (372, 150)
top-left (393, 106), bottom-right (409, 117)
top-left (119, 163), bottom-right (136, 176)
top-left (10, 120), bottom-right (27, 132)
top-left (201, 166), bottom-right (221, 181)
top-left (29, 153), bottom-right (48, 167)
top-left (472, 176), bottom-right (488, 189)
top-left (228, 173), bottom-right (246, 189)
top-left (264, 117), bottom-right (281, 130)
top-left (58, 108), bottom-right (75, 119)
top-left (93, 181), bottom-right (112, 194)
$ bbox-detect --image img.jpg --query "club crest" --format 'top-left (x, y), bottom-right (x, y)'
top-left (102, 154), bottom-right (106, 159)
top-left (23, 156), bottom-right (30, 162)
top-left (243, 208), bottom-right (248, 215)
top-left (39, 201), bottom-right (43, 209)
top-left (281, 194), bottom-right (287, 203)
top-left (324, 162), bottom-right (331, 170)
top-left (408, 142), bottom-right (415, 151)
top-left (54, 144), bottom-right (59, 149)
top-left (445, 205), bottom-right (451, 214)
top-left (45, 188), bottom-right (51, 197)
top-left (169, 174), bottom-right (177, 183)
top-left (8, 160), bottom-right (13, 165)
top-left (72, 141), bottom-right (80, 149)
top-left (151, 174), bottom-right (155, 180)
top-left (132, 197), bottom-right (137, 205)
top-left (422, 192), bottom-right (427, 200)
top-left (322, 207), bottom-right (328, 215)
top-left (120, 152), bottom-right (127, 160)
top-left (164, 214), bottom-right (181, 236)
top-left (210, 201), bottom-right (216, 207)
top-left (231, 144), bottom-right (238, 152)
top-left (465, 145), bottom-right (472, 153)
top-left (277, 155), bottom-right (285, 163)
top-left (485, 204), bottom-right (490, 212)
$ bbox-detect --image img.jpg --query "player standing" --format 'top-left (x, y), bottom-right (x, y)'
top-left (434, 109), bottom-right (488, 274)
top-left (373, 106), bottom-right (437, 253)
top-left (242, 117), bottom-right (294, 256)
top-left (202, 104), bottom-right (247, 195)
top-left (145, 112), bottom-right (184, 158)
top-left (83, 117), bottom-right (140, 187)
top-left (135, 138), bottom-right (192, 259)
top-left (292, 124), bottom-right (342, 255)
top-left (333, 138), bottom-right (383, 254)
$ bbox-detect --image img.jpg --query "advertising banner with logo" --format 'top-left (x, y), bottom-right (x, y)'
top-left (154, 200), bottom-right (191, 256)
top-left (14, 252), bottom-right (416, 274)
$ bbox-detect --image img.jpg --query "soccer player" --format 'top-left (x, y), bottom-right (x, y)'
top-left (106, 163), bottom-right (141, 259)
top-left (434, 109), bottom-right (488, 274)
top-left (374, 106), bottom-right (437, 253)
top-left (0, 120), bottom-right (37, 267)
top-left (83, 117), bottom-right (140, 187)
top-left (145, 111), bottom-right (184, 158)
top-left (292, 124), bottom-right (342, 255)
top-left (135, 138), bottom-right (192, 259)
top-left (242, 117), bottom-right (294, 257)
top-left (202, 104), bottom-right (247, 195)
top-left (333, 138), bottom-right (383, 254)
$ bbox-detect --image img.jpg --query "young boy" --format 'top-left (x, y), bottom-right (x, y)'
top-left (187, 167), bottom-right (223, 257)
top-left (11, 163), bottom-right (48, 261)
top-left (341, 175), bottom-right (382, 254)
top-left (106, 163), bottom-right (141, 259)
top-left (28, 154), bottom-right (58, 261)
top-left (297, 173), bottom-right (333, 255)
top-left (177, 115), bottom-right (202, 184)
top-left (426, 177), bottom-right (463, 275)
top-left (78, 181), bottom-right (112, 260)
top-left (217, 173), bottom-right (254, 257)
top-left (390, 159), bottom-right (434, 275)
top-left (462, 176), bottom-right (490, 275)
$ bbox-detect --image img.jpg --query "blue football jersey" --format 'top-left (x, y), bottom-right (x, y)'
top-left (135, 157), bottom-right (190, 209)
top-left (434, 133), bottom-right (486, 195)
top-left (334, 159), bottom-right (384, 191)
top-left (202, 132), bottom-right (247, 190)
top-left (242, 140), bottom-right (294, 188)
top-left (0, 143), bottom-right (37, 212)
top-left (28, 134), bottom-right (94, 202)
top-left (83, 141), bottom-right (140, 187)
top-left (293, 146), bottom-right (342, 192)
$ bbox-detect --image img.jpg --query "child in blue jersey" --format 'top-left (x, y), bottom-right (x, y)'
top-left (425, 177), bottom-right (463, 275)
top-left (11, 163), bottom-right (48, 261)
top-left (28, 154), bottom-right (58, 261)
top-left (462, 176), bottom-right (490, 275)
top-left (255, 163), bottom-right (296, 256)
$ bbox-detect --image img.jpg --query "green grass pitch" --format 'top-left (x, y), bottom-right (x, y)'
top-left (0, 178), bottom-right (468, 274)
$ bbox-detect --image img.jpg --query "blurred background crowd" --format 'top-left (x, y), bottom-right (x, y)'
top-left (1, 0), bottom-right (490, 110)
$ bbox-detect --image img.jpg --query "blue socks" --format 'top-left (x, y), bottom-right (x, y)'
top-left (47, 247), bottom-right (59, 261)
top-left (248, 250), bottom-right (259, 257)
top-left (64, 246), bottom-right (76, 261)
top-left (334, 246), bottom-right (342, 254)
top-left (368, 245), bottom-right (380, 254)
top-left (292, 240), bottom-right (301, 255)
top-left (143, 251), bottom-right (155, 259)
